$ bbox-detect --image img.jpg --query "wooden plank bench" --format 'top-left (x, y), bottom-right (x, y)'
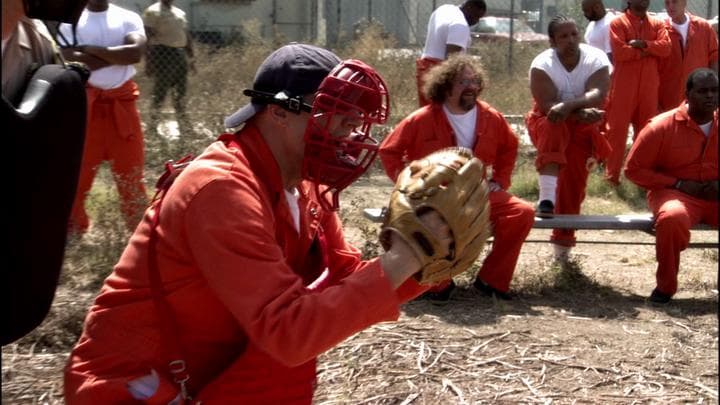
top-left (361, 208), bottom-right (718, 248)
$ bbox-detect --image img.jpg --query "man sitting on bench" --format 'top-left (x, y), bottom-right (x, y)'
top-left (526, 15), bottom-right (612, 262)
top-left (624, 68), bottom-right (718, 304)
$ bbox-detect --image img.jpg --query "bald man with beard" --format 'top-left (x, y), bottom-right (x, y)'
top-left (582, 0), bottom-right (617, 63)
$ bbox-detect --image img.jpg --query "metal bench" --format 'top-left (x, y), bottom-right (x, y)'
top-left (361, 208), bottom-right (718, 248)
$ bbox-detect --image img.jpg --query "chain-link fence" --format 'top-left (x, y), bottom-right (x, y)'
top-left (95, 0), bottom-right (718, 167)
top-left (115, 0), bottom-right (717, 48)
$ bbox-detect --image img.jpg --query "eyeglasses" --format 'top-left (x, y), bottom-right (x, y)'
top-left (455, 78), bottom-right (481, 87)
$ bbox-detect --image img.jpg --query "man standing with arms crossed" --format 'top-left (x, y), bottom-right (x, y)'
top-left (416, 0), bottom-right (486, 107)
top-left (624, 68), bottom-right (718, 304)
top-left (657, 0), bottom-right (718, 112)
top-left (58, 0), bottom-right (148, 235)
top-left (603, 0), bottom-right (670, 186)
top-left (526, 16), bottom-right (612, 261)
top-left (143, 0), bottom-right (195, 137)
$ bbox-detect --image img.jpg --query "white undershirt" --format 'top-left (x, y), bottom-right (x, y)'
top-left (443, 104), bottom-right (477, 149)
top-left (671, 14), bottom-right (690, 47)
top-left (421, 4), bottom-right (471, 60)
top-left (58, 4), bottom-right (145, 89)
top-left (285, 188), bottom-right (301, 233)
top-left (699, 121), bottom-right (712, 137)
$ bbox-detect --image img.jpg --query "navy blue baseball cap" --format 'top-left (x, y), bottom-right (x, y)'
top-left (224, 43), bottom-right (341, 128)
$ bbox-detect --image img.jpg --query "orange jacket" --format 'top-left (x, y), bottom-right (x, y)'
top-left (624, 104), bottom-right (718, 190)
top-left (379, 101), bottom-right (519, 190)
top-left (64, 125), bottom-right (425, 403)
top-left (610, 10), bottom-right (671, 64)
top-left (658, 14), bottom-right (719, 111)
top-left (609, 10), bottom-right (670, 94)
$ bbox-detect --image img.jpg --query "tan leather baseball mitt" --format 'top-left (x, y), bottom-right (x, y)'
top-left (379, 147), bottom-right (491, 285)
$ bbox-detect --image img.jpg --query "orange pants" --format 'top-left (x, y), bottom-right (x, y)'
top-left (603, 82), bottom-right (659, 185)
top-left (526, 114), bottom-right (611, 246)
top-left (415, 57), bottom-right (441, 107)
top-left (429, 190), bottom-right (534, 293)
top-left (648, 189), bottom-right (719, 296)
top-left (69, 81), bottom-right (147, 234)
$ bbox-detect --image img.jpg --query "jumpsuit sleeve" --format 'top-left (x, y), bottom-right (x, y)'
top-left (320, 209), bottom-right (428, 302)
top-left (610, 18), bottom-right (642, 62)
top-left (624, 121), bottom-right (676, 190)
top-left (185, 178), bottom-right (403, 368)
top-left (490, 114), bottom-right (519, 190)
top-left (379, 118), bottom-right (414, 182)
top-left (644, 20), bottom-right (671, 58)
top-left (703, 22), bottom-right (719, 66)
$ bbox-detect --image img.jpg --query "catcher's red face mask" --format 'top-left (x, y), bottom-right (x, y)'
top-left (302, 59), bottom-right (389, 211)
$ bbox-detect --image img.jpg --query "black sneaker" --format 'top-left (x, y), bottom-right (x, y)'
top-left (420, 280), bottom-right (456, 304)
top-left (536, 200), bottom-right (554, 218)
top-left (473, 279), bottom-right (512, 301)
top-left (649, 288), bottom-right (672, 304)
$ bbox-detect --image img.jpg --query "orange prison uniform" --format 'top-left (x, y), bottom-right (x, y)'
top-left (658, 14), bottom-right (718, 112)
top-left (70, 80), bottom-right (147, 233)
top-left (604, 10), bottom-right (670, 184)
top-left (379, 101), bottom-right (535, 293)
top-left (63, 125), bottom-right (427, 404)
top-left (525, 103), bottom-right (612, 246)
top-left (624, 105), bottom-right (718, 297)
top-left (415, 57), bottom-right (442, 107)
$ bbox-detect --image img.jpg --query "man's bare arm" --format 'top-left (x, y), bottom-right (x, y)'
top-left (81, 32), bottom-right (147, 66)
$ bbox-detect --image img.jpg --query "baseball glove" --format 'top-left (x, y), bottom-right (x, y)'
top-left (379, 147), bottom-right (492, 285)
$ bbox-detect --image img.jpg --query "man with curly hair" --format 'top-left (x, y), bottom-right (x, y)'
top-left (380, 54), bottom-right (535, 301)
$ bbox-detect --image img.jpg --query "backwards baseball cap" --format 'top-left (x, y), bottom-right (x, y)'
top-left (224, 43), bottom-right (342, 128)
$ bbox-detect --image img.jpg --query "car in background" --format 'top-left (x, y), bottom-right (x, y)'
top-left (470, 16), bottom-right (548, 44)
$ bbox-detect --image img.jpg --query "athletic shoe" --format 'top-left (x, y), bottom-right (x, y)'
top-left (421, 280), bottom-right (456, 303)
top-left (473, 278), bottom-right (512, 301)
top-left (536, 199), bottom-right (554, 218)
top-left (649, 288), bottom-right (672, 304)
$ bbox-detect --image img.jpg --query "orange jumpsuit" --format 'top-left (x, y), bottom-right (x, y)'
top-left (658, 14), bottom-right (718, 112)
top-left (379, 102), bottom-right (535, 293)
top-left (63, 125), bottom-right (426, 404)
top-left (70, 80), bottom-right (147, 234)
top-left (624, 105), bottom-right (718, 297)
top-left (415, 57), bottom-right (442, 107)
top-left (525, 103), bottom-right (611, 246)
top-left (604, 10), bottom-right (670, 184)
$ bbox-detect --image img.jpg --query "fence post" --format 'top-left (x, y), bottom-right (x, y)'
top-left (508, 0), bottom-right (514, 73)
top-left (336, 0), bottom-right (342, 47)
top-left (707, 0), bottom-right (712, 19)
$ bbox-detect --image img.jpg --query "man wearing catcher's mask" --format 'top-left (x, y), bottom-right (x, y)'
top-left (63, 44), bottom-right (490, 403)
top-left (380, 54), bottom-right (535, 301)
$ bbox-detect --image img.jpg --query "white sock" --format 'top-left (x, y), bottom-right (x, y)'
top-left (538, 175), bottom-right (557, 204)
top-left (553, 244), bottom-right (571, 261)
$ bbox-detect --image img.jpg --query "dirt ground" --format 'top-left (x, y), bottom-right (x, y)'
top-left (2, 171), bottom-right (718, 404)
